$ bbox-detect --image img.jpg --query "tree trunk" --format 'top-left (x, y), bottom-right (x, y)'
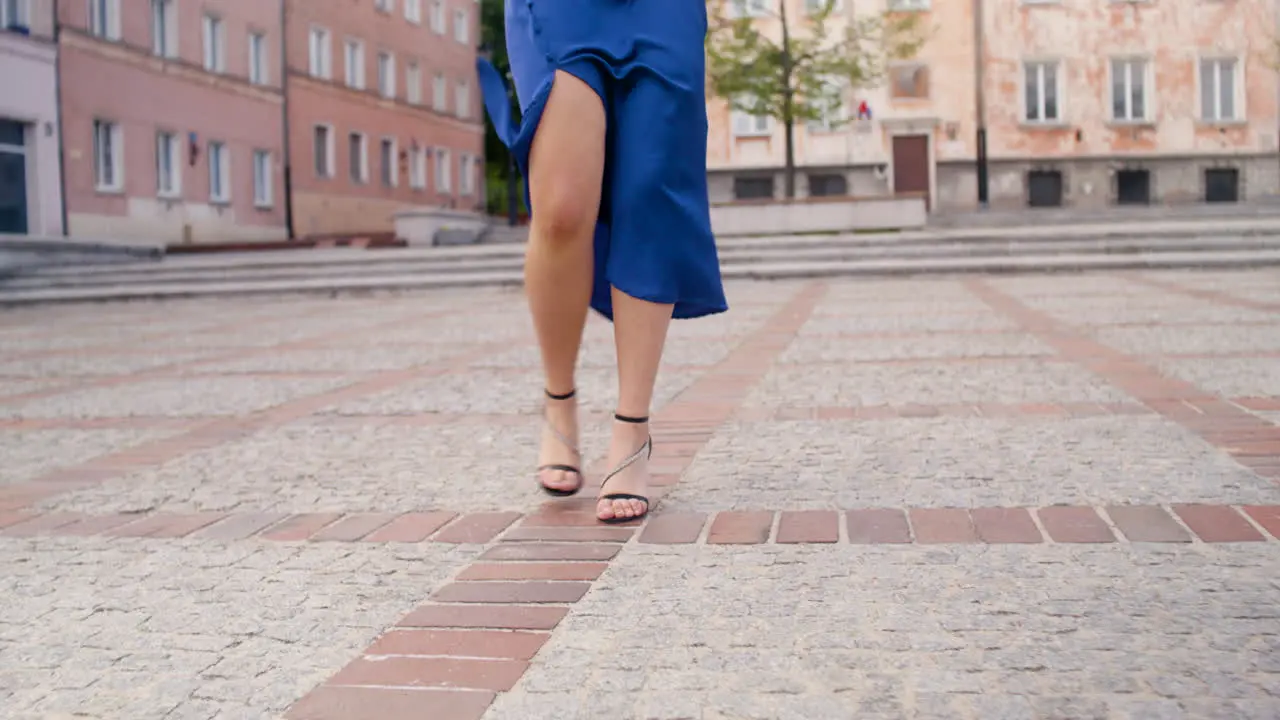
top-left (780, 0), bottom-right (796, 198)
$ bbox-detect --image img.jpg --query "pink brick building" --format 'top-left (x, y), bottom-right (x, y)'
top-left (284, 0), bottom-right (485, 237)
top-left (57, 0), bottom-right (288, 244)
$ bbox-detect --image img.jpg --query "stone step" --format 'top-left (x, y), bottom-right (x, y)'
top-left (3, 248), bottom-right (1278, 306)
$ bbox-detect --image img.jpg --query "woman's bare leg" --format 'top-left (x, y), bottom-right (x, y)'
top-left (598, 287), bottom-right (674, 520)
top-left (527, 71), bottom-right (605, 492)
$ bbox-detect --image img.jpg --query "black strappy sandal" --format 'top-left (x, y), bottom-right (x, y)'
top-left (537, 389), bottom-right (584, 497)
top-left (597, 412), bottom-right (653, 524)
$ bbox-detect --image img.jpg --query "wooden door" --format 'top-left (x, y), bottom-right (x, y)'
top-left (891, 134), bottom-right (930, 211)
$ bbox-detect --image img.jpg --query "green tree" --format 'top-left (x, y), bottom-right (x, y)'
top-left (705, 0), bottom-right (923, 198)
top-left (479, 0), bottom-right (526, 220)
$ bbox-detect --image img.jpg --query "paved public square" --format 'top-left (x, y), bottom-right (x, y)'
top-left (1, 269), bottom-right (1279, 720)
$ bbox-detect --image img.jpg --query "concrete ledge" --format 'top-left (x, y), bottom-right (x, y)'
top-left (394, 209), bottom-right (488, 246)
top-left (711, 195), bottom-right (928, 237)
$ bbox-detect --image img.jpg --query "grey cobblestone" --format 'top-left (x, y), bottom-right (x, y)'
top-left (1156, 358), bottom-right (1280, 399)
top-left (798, 311), bottom-right (1017, 335)
top-left (1091, 324), bottom-right (1280, 356)
top-left (778, 333), bottom-right (1053, 364)
top-left (2, 428), bottom-right (180, 486)
top-left (0, 351), bottom-right (213, 377)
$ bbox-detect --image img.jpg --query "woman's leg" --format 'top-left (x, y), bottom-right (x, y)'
top-left (598, 287), bottom-right (674, 520)
top-left (527, 71), bottom-right (606, 492)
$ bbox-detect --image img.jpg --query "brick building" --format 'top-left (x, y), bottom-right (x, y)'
top-left (284, 0), bottom-right (485, 238)
top-left (1, 0), bottom-right (62, 236)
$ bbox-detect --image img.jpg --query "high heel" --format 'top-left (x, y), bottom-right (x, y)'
top-left (597, 412), bottom-right (652, 524)
top-left (537, 388), bottom-right (583, 497)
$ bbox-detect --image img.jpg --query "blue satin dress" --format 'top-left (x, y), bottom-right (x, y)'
top-left (476, 0), bottom-right (728, 321)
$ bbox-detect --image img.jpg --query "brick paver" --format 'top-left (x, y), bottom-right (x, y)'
top-left (1, 272), bottom-right (1278, 718)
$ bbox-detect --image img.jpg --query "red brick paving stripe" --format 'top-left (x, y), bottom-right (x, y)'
top-left (707, 511), bottom-right (774, 545)
top-left (1036, 506), bottom-right (1116, 543)
top-left (479, 542), bottom-right (620, 562)
top-left (457, 562), bottom-right (610, 582)
top-left (431, 581), bottom-right (591, 604)
top-left (971, 507), bottom-right (1043, 544)
top-left (398, 604), bottom-right (569, 631)
top-left (638, 512), bottom-right (707, 544)
top-left (1173, 504), bottom-right (1266, 543)
top-left (433, 512), bottom-right (522, 544)
top-left (1235, 397), bottom-right (1280, 412)
top-left (57, 513), bottom-right (145, 537)
top-left (329, 656), bottom-right (528, 692)
top-left (846, 508), bottom-right (912, 544)
top-left (192, 512), bottom-right (290, 541)
top-left (285, 686), bottom-right (495, 720)
top-left (366, 629), bottom-right (550, 661)
top-left (0, 512), bottom-right (86, 537)
top-left (363, 512), bottom-right (458, 543)
top-left (1126, 275), bottom-right (1280, 313)
top-left (134, 512), bottom-right (227, 539)
top-left (1105, 505), bottom-right (1193, 543)
top-left (908, 508), bottom-right (978, 544)
top-left (776, 510), bottom-right (839, 544)
top-left (500, 526), bottom-right (635, 543)
top-left (261, 513), bottom-right (343, 542)
top-left (310, 513), bottom-right (399, 542)
top-left (1242, 506), bottom-right (1280, 539)
top-left (0, 511), bottom-right (36, 530)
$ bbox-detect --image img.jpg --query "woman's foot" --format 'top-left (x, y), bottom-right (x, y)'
top-left (596, 413), bottom-right (651, 522)
top-left (537, 389), bottom-right (583, 496)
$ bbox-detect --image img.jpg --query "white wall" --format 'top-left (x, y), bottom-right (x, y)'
top-left (0, 32), bottom-right (63, 236)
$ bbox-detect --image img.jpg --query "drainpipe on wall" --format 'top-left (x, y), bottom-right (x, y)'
top-left (52, 0), bottom-right (70, 236)
top-left (973, 0), bottom-right (989, 208)
top-left (279, 0), bottom-right (296, 240)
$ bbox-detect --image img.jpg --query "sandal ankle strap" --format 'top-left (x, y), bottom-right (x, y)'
top-left (614, 413), bottom-right (649, 424)
top-left (545, 388), bottom-right (576, 401)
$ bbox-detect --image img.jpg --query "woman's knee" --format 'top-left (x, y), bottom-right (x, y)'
top-left (531, 187), bottom-right (597, 242)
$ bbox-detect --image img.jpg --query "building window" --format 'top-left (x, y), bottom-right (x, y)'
top-left (208, 141), bottom-right (230, 203)
top-left (436, 148), bottom-right (451, 192)
top-left (249, 32), bottom-right (269, 85)
top-left (344, 39), bottom-right (365, 89)
top-left (409, 145), bottom-right (427, 189)
top-left (807, 173), bottom-right (847, 197)
top-left (93, 119), bottom-right (122, 191)
top-left (405, 0), bottom-right (422, 24)
top-left (803, 0), bottom-right (843, 12)
top-left (253, 150), bottom-right (273, 207)
top-left (733, 176), bottom-right (774, 200)
top-left (309, 26), bottom-right (332, 79)
top-left (1115, 169), bottom-right (1150, 205)
top-left (349, 132), bottom-right (368, 184)
top-left (1200, 57), bottom-right (1239, 122)
top-left (1110, 58), bottom-right (1147, 122)
top-left (202, 15), bottom-right (225, 73)
top-left (728, 0), bottom-right (768, 17)
top-left (313, 124), bottom-right (333, 178)
top-left (150, 0), bottom-right (177, 57)
top-left (375, 0), bottom-right (393, 12)
top-left (433, 72), bottom-right (447, 111)
top-left (1023, 60), bottom-right (1060, 123)
top-left (1026, 169), bottom-right (1063, 207)
top-left (731, 103), bottom-right (771, 138)
top-left (460, 154), bottom-right (475, 195)
top-left (455, 80), bottom-right (470, 118)
top-left (380, 138), bottom-right (397, 187)
top-left (2, 0), bottom-right (31, 30)
top-left (1204, 168), bottom-right (1239, 203)
top-left (378, 52), bottom-right (396, 98)
top-left (406, 61), bottom-right (422, 104)
top-left (887, 0), bottom-right (929, 9)
top-left (889, 64), bottom-right (929, 100)
top-left (89, 0), bottom-right (120, 39)
top-left (155, 131), bottom-right (181, 198)
top-left (431, 1), bottom-right (445, 33)
top-left (454, 8), bottom-right (469, 43)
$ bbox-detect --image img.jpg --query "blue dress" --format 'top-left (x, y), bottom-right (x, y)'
top-left (476, 0), bottom-right (728, 321)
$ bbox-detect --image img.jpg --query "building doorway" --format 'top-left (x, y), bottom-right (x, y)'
top-left (0, 119), bottom-right (28, 235)
top-left (891, 134), bottom-right (930, 210)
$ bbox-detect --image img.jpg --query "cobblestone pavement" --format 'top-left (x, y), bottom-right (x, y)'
top-left (0, 271), bottom-right (1278, 719)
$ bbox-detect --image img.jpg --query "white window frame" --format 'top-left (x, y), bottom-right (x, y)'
top-left (375, 0), bottom-right (393, 12)
top-left (249, 32), bottom-right (269, 85)
top-left (455, 80), bottom-right (470, 119)
top-left (349, 131), bottom-right (368, 184)
top-left (253, 149), bottom-right (273, 208)
top-left (803, 0), bottom-right (843, 14)
top-left (344, 39), bottom-right (365, 89)
top-left (1022, 59), bottom-right (1063, 124)
top-left (454, 8), bottom-right (469, 43)
top-left (202, 15), bottom-right (226, 73)
top-left (405, 0), bottom-right (422, 24)
top-left (378, 51), bottom-right (396, 99)
top-left (93, 119), bottom-right (123, 192)
top-left (731, 98), bottom-right (772, 138)
top-left (887, 0), bottom-right (929, 10)
top-left (727, 0), bottom-right (768, 18)
top-left (1109, 57), bottom-right (1150, 123)
top-left (309, 26), bottom-right (332, 79)
top-left (208, 140), bottom-right (230, 203)
top-left (380, 137), bottom-right (398, 188)
top-left (409, 145), bottom-right (427, 189)
top-left (435, 147), bottom-right (451, 192)
top-left (433, 72), bottom-right (447, 111)
top-left (155, 130), bottom-right (181, 198)
top-left (88, 0), bottom-right (121, 40)
top-left (431, 1), bottom-right (445, 33)
top-left (406, 61), bottom-right (422, 104)
top-left (150, 0), bottom-right (177, 58)
top-left (807, 80), bottom-right (847, 134)
top-left (460, 153), bottom-right (474, 195)
top-left (313, 123), bottom-right (334, 178)
top-left (1199, 56), bottom-right (1242, 123)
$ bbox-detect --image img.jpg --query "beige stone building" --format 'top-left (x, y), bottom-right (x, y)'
top-left (707, 0), bottom-right (1280, 212)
